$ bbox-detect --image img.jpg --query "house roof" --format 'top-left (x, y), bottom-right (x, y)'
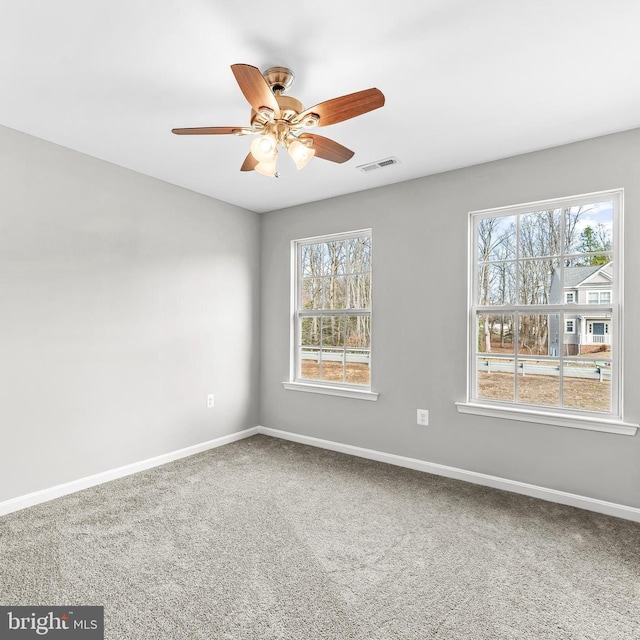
top-left (564, 264), bottom-right (609, 288)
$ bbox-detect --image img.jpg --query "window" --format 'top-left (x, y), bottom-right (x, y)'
top-left (588, 291), bottom-right (611, 304)
top-left (284, 230), bottom-right (377, 400)
top-left (458, 189), bottom-right (636, 435)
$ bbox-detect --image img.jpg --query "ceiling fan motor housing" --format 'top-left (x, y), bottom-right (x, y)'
top-left (251, 96), bottom-right (304, 128)
top-left (263, 66), bottom-right (295, 93)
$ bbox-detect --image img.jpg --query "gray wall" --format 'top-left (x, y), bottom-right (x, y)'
top-left (3, 123), bottom-right (638, 510)
top-left (260, 128), bottom-right (640, 509)
top-left (0, 125), bottom-right (261, 502)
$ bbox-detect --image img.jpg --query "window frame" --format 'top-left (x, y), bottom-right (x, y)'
top-left (283, 229), bottom-right (378, 401)
top-left (565, 319), bottom-right (575, 334)
top-left (456, 189), bottom-right (637, 436)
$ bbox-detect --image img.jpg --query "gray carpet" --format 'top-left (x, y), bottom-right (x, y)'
top-left (1, 434), bottom-right (639, 639)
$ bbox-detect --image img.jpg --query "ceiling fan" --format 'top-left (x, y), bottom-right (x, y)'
top-left (172, 64), bottom-right (385, 177)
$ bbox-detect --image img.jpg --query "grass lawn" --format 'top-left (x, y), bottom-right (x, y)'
top-left (478, 371), bottom-right (611, 412)
top-left (301, 360), bottom-right (370, 385)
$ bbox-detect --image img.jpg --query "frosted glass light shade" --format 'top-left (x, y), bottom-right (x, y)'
top-left (288, 139), bottom-right (315, 170)
top-left (250, 134), bottom-right (278, 162)
top-left (254, 156), bottom-right (277, 177)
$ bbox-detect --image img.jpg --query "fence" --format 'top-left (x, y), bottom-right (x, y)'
top-left (301, 350), bottom-right (370, 364)
top-left (477, 359), bottom-right (610, 382)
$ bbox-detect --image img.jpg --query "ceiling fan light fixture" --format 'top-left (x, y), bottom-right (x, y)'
top-left (288, 139), bottom-right (315, 170)
top-left (250, 133), bottom-right (278, 162)
top-left (254, 156), bottom-right (278, 177)
top-left (172, 63), bottom-right (385, 175)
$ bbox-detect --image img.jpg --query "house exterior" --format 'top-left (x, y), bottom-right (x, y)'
top-left (549, 262), bottom-right (613, 356)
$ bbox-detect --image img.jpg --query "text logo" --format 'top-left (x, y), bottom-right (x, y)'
top-left (0, 607), bottom-right (103, 639)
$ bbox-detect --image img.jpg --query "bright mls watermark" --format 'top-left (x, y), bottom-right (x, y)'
top-left (0, 607), bottom-right (103, 639)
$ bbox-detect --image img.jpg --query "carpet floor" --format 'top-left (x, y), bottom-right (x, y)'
top-left (1, 434), bottom-right (639, 639)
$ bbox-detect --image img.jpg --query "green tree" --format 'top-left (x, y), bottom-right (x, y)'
top-left (578, 224), bottom-right (611, 265)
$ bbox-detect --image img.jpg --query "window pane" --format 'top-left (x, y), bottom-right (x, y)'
top-left (519, 210), bottom-right (562, 258)
top-left (348, 274), bottom-right (371, 309)
top-left (300, 317), bottom-right (321, 347)
top-left (302, 244), bottom-right (323, 278)
top-left (561, 260), bottom-right (612, 294)
top-left (301, 278), bottom-right (322, 309)
top-left (322, 276), bottom-right (347, 310)
top-left (564, 201), bottom-right (613, 256)
top-left (477, 216), bottom-right (516, 262)
top-left (518, 314), bottom-right (557, 356)
top-left (519, 259), bottom-right (560, 304)
top-left (562, 361), bottom-right (611, 413)
top-left (347, 236), bottom-right (372, 274)
top-left (323, 240), bottom-right (347, 275)
top-left (346, 351), bottom-right (370, 385)
top-left (346, 315), bottom-right (371, 349)
top-left (517, 359), bottom-right (560, 407)
top-left (299, 348), bottom-right (321, 380)
top-left (476, 357), bottom-right (515, 402)
top-left (322, 316), bottom-right (346, 347)
top-left (562, 315), bottom-right (578, 354)
top-left (583, 315), bottom-right (612, 357)
top-left (477, 262), bottom-right (516, 305)
top-left (319, 349), bottom-right (345, 382)
top-left (477, 313), bottom-right (514, 354)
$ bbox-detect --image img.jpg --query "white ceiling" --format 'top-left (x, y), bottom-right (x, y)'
top-left (2, 1), bottom-right (640, 213)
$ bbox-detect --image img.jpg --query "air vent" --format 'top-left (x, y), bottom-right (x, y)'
top-left (357, 157), bottom-right (400, 173)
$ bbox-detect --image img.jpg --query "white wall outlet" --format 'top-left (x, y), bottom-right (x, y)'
top-left (417, 409), bottom-right (429, 426)
top-left (207, 394), bottom-right (215, 408)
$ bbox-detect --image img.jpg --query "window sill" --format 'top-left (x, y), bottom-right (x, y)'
top-left (283, 381), bottom-right (379, 401)
top-left (455, 402), bottom-right (638, 436)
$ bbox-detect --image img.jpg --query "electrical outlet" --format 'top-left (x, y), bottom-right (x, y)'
top-left (207, 394), bottom-right (215, 408)
top-left (417, 409), bottom-right (429, 426)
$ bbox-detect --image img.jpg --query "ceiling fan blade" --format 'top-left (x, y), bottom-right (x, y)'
top-left (171, 127), bottom-right (242, 135)
top-left (299, 133), bottom-right (354, 163)
top-left (240, 153), bottom-right (258, 172)
top-left (296, 88), bottom-right (385, 127)
top-left (231, 64), bottom-right (280, 118)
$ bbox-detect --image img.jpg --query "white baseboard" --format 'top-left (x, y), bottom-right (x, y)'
top-left (0, 427), bottom-right (260, 517)
top-left (3, 424), bottom-right (639, 524)
top-left (256, 426), bottom-right (640, 523)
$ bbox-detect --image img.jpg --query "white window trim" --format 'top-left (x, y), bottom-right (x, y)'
top-left (458, 188), bottom-right (638, 435)
top-left (283, 381), bottom-right (379, 401)
top-left (455, 402), bottom-right (637, 435)
top-left (565, 291), bottom-right (575, 303)
top-left (284, 229), bottom-right (378, 401)
top-left (565, 319), bottom-right (575, 334)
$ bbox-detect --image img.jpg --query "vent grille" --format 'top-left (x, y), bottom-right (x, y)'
top-left (357, 156), bottom-right (400, 173)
